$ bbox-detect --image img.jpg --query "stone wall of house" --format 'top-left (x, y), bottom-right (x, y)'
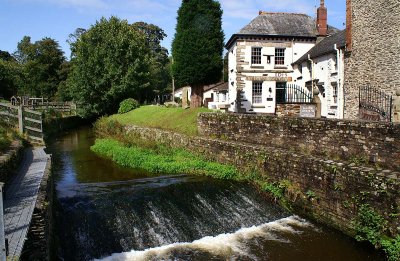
top-left (344, 0), bottom-right (400, 120)
top-left (120, 124), bottom-right (399, 238)
top-left (276, 104), bottom-right (301, 117)
top-left (198, 113), bottom-right (400, 171)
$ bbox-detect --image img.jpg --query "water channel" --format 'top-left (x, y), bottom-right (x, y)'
top-left (48, 126), bottom-right (383, 261)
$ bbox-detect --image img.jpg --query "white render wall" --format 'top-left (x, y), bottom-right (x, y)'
top-left (294, 51), bottom-right (345, 119)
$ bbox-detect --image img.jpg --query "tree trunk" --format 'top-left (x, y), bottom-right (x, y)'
top-left (190, 85), bottom-right (203, 108)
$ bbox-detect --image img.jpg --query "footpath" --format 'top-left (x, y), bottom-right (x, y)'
top-left (3, 147), bottom-right (50, 259)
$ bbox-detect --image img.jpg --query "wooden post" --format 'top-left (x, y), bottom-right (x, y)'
top-left (18, 106), bottom-right (23, 135)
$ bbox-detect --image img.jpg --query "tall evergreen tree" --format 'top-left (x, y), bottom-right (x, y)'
top-left (172, 0), bottom-right (224, 107)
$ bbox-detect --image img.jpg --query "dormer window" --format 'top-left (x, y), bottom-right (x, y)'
top-left (251, 47), bottom-right (262, 65)
top-left (275, 48), bottom-right (285, 65)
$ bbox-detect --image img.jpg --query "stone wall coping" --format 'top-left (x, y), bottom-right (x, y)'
top-left (198, 112), bottom-right (400, 127)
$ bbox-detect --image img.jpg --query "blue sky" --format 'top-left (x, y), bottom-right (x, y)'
top-left (0, 0), bottom-right (346, 59)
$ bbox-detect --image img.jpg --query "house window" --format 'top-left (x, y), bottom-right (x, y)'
top-left (275, 48), bottom-right (285, 65)
top-left (251, 47), bottom-right (262, 65)
top-left (333, 85), bottom-right (338, 104)
top-left (252, 82), bottom-right (263, 104)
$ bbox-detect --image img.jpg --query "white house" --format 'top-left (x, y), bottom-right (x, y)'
top-left (203, 82), bottom-right (229, 110)
top-left (174, 82), bottom-right (229, 110)
top-left (293, 30), bottom-right (346, 118)
top-left (225, 1), bottom-right (338, 114)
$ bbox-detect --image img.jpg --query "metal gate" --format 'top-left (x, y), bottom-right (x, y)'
top-left (359, 86), bottom-right (393, 122)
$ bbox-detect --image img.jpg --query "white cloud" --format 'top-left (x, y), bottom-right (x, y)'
top-left (41, 0), bottom-right (108, 9)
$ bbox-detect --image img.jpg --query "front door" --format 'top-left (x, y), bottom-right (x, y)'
top-left (276, 82), bottom-right (287, 104)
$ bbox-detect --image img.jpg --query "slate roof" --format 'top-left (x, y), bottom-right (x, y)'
top-left (204, 82), bottom-right (228, 92)
top-left (225, 12), bottom-right (338, 48)
top-left (294, 30), bottom-right (346, 64)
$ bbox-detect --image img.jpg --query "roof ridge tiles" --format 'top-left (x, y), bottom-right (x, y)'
top-left (258, 11), bottom-right (310, 16)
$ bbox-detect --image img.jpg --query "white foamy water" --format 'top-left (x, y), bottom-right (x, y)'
top-left (95, 215), bottom-right (312, 261)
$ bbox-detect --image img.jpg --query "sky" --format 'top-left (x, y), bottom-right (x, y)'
top-left (0, 0), bottom-right (346, 59)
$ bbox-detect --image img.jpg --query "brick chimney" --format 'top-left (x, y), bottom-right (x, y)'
top-left (316, 0), bottom-right (328, 36)
top-left (346, 0), bottom-right (352, 51)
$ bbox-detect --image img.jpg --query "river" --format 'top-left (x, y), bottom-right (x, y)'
top-left (47, 126), bottom-right (383, 261)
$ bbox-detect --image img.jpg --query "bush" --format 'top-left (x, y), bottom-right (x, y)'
top-left (118, 98), bottom-right (140, 114)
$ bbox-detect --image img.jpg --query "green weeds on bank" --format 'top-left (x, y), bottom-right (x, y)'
top-left (91, 138), bottom-right (239, 179)
top-left (353, 204), bottom-right (400, 261)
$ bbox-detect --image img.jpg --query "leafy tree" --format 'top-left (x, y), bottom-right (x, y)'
top-left (68, 16), bottom-right (150, 118)
top-left (14, 36), bottom-right (66, 98)
top-left (0, 59), bottom-right (22, 99)
top-left (0, 50), bottom-right (15, 62)
top-left (67, 28), bottom-right (87, 59)
top-left (132, 22), bottom-right (171, 103)
top-left (172, 0), bottom-right (224, 107)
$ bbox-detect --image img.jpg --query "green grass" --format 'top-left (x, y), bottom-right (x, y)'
top-left (91, 138), bottom-right (240, 179)
top-left (108, 105), bottom-right (212, 136)
top-left (0, 123), bottom-right (15, 152)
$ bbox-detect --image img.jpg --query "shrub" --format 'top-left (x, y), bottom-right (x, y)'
top-left (93, 117), bottom-right (124, 139)
top-left (118, 98), bottom-right (140, 114)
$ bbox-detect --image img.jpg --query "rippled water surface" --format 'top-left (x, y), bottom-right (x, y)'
top-left (48, 126), bottom-right (383, 261)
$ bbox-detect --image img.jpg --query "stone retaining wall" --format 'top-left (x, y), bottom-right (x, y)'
top-left (122, 125), bottom-right (400, 237)
top-left (198, 113), bottom-right (400, 171)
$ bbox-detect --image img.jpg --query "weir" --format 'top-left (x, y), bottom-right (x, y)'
top-left (49, 126), bottom-right (384, 261)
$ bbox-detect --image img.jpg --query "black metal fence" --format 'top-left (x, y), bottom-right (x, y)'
top-left (276, 83), bottom-right (313, 104)
top-left (359, 85), bottom-right (392, 122)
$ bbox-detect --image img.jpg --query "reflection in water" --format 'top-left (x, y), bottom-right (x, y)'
top-left (49, 126), bottom-right (383, 261)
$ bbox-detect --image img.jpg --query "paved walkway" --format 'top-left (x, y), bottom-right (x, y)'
top-left (3, 147), bottom-right (49, 259)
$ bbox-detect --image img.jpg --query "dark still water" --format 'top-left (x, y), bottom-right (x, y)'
top-left (48, 126), bottom-right (383, 261)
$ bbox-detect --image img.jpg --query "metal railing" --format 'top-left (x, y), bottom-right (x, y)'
top-left (276, 83), bottom-right (313, 104)
top-left (359, 86), bottom-right (392, 122)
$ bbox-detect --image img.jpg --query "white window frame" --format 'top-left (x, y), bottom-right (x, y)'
top-left (275, 48), bottom-right (285, 66)
top-left (252, 82), bottom-right (263, 104)
top-left (251, 47), bottom-right (262, 65)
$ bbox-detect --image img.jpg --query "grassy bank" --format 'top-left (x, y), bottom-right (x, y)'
top-left (91, 138), bottom-right (239, 179)
top-left (0, 122), bottom-right (17, 153)
top-left (107, 105), bottom-right (212, 136)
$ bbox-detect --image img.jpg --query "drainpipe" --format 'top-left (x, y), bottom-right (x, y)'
top-left (334, 44), bottom-right (344, 119)
top-left (308, 54), bottom-right (314, 95)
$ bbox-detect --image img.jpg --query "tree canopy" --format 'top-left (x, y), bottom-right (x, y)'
top-left (172, 0), bottom-right (224, 107)
top-left (13, 36), bottom-right (66, 98)
top-left (132, 22), bottom-right (171, 103)
top-left (68, 16), bottom-right (150, 118)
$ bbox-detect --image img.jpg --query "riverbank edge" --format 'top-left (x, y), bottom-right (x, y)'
top-left (19, 115), bottom-right (87, 260)
top-left (93, 122), bottom-right (399, 260)
top-left (20, 155), bottom-right (53, 260)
